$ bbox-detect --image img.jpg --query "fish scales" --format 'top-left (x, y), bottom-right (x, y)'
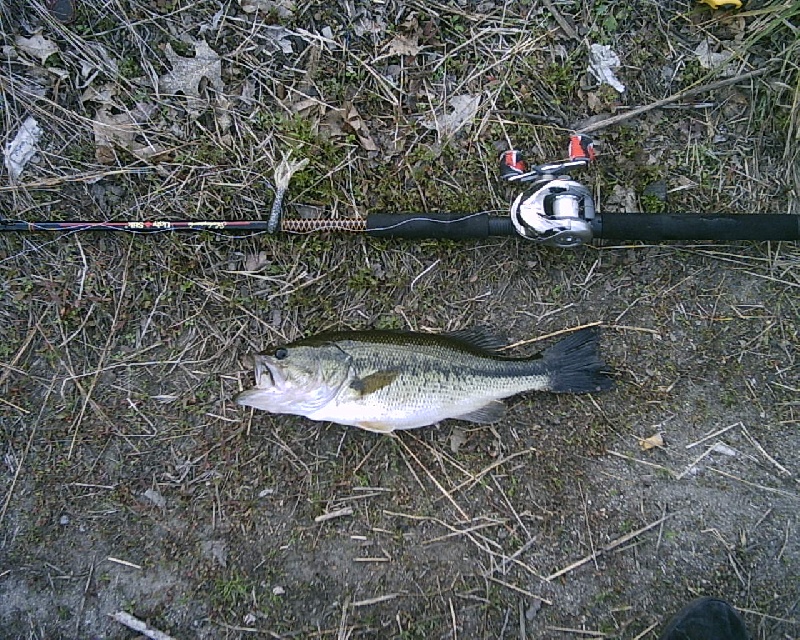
top-left (235, 327), bottom-right (612, 433)
top-left (338, 338), bottom-right (548, 402)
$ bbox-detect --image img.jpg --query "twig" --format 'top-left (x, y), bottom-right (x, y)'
top-left (496, 535), bottom-right (539, 577)
top-left (577, 67), bottom-right (770, 134)
top-left (676, 447), bottom-right (715, 481)
top-left (109, 611), bottom-right (177, 640)
top-left (685, 423), bottom-right (740, 449)
top-left (449, 598), bottom-right (458, 640)
top-left (424, 520), bottom-right (504, 545)
top-left (607, 450), bottom-right (676, 477)
top-left (394, 435), bottom-right (469, 520)
top-left (777, 518), bottom-right (791, 561)
top-left (75, 559), bottom-right (95, 638)
top-left (315, 507), bottom-right (354, 523)
top-left (449, 449), bottom-right (538, 495)
top-left (487, 577), bottom-right (553, 606)
top-left (546, 513), bottom-right (673, 581)
top-left (739, 423), bottom-right (793, 477)
top-left (67, 245), bottom-right (133, 459)
top-left (502, 322), bottom-right (603, 351)
top-left (540, 0), bottom-right (578, 40)
top-left (337, 597), bottom-right (350, 640)
top-left (579, 481), bottom-right (599, 570)
top-left (709, 468), bottom-right (799, 501)
top-left (544, 626), bottom-right (607, 637)
top-left (107, 557), bottom-right (143, 569)
top-left (351, 593), bottom-right (399, 607)
top-left (608, 324), bottom-right (661, 336)
top-left (736, 607), bottom-right (798, 625)
top-left (630, 622), bottom-right (659, 640)
top-left (385, 510), bottom-right (547, 581)
top-left (0, 328), bottom-right (36, 387)
top-left (0, 379), bottom-right (55, 526)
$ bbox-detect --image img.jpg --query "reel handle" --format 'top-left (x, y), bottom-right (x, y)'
top-left (597, 213), bottom-right (800, 242)
top-left (365, 213), bottom-right (515, 239)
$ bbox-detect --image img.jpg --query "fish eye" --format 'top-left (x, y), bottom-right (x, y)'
top-left (274, 347), bottom-right (288, 360)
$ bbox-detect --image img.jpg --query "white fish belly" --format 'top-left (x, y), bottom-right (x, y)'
top-left (305, 373), bottom-right (550, 431)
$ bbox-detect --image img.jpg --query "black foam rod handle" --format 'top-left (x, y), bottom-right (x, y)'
top-left (366, 213), bottom-right (515, 239)
top-left (596, 213), bottom-right (800, 242)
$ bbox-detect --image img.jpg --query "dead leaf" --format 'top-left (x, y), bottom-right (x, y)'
top-left (243, 252), bottom-right (270, 272)
top-left (320, 103), bottom-right (378, 152)
top-left (238, 0), bottom-right (294, 18)
top-left (387, 33), bottom-right (420, 56)
top-left (158, 40), bottom-right (224, 117)
top-left (261, 26), bottom-right (294, 54)
top-left (354, 16), bottom-right (387, 38)
top-left (605, 183), bottom-right (638, 213)
top-left (694, 40), bottom-right (736, 77)
top-left (81, 83), bottom-right (119, 107)
top-left (93, 106), bottom-right (169, 164)
top-left (2, 45), bottom-right (20, 61)
top-left (15, 34), bottom-right (59, 64)
top-left (343, 103), bottom-right (378, 151)
top-left (585, 91), bottom-right (604, 114)
top-left (449, 427), bottom-right (467, 454)
top-left (639, 433), bottom-right (664, 451)
top-left (421, 94), bottom-right (482, 139)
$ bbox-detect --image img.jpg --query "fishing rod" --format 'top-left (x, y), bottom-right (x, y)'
top-left (2, 135), bottom-right (798, 247)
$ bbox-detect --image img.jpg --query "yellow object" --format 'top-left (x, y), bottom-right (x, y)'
top-left (700, 0), bottom-right (743, 8)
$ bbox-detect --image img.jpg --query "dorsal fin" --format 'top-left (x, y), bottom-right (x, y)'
top-left (444, 327), bottom-right (507, 354)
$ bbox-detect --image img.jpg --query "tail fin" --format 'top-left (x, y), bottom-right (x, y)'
top-left (542, 328), bottom-right (613, 393)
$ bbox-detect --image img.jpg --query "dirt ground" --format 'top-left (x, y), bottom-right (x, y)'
top-left (1, 0), bottom-right (798, 638)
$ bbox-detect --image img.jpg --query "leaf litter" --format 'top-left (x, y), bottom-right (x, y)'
top-left (13, 33), bottom-right (59, 64)
top-left (155, 39), bottom-right (234, 137)
top-left (421, 93), bottom-right (482, 139)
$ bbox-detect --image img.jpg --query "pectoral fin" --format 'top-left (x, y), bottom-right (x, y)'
top-left (454, 400), bottom-right (506, 424)
top-left (350, 370), bottom-right (398, 396)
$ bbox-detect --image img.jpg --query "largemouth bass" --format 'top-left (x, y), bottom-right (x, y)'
top-left (235, 327), bottom-right (612, 433)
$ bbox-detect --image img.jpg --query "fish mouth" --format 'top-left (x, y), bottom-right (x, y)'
top-left (254, 356), bottom-right (283, 388)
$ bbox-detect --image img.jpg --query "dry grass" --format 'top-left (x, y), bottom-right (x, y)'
top-left (1, 0), bottom-right (799, 638)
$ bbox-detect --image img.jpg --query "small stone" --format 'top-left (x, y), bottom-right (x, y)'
top-left (143, 488), bottom-right (166, 509)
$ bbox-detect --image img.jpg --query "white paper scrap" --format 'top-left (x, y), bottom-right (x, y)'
top-left (588, 43), bottom-right (626, 93)
top-left (4, 116), bottom-right (42, 183)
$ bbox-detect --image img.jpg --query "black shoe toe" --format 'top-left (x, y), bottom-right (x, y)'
top-left (659, 597), bottom-right (750, 640)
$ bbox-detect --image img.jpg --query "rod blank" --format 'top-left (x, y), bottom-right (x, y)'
top-left (2, 212), bottom-right (798, 243)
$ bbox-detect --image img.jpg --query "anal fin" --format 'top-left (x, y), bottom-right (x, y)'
top-left (454, 400), bottom-right (506, 424)
top-left (355, 421), bottom-right (396, 434)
